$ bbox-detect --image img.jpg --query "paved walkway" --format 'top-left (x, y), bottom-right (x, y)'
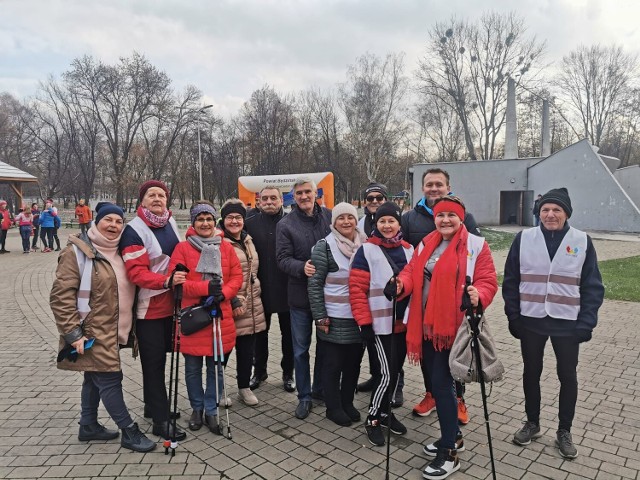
top-left (0, 228), bottom-right (638, 480)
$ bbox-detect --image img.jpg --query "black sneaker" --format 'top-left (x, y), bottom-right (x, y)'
top-left (423, 432), bottom-right (465, 457)
top-left (513, 421), bottom-right (542, 446)
top-left (78, 422), bottom-right (119, 441)
top-left (283, 374), bottom-right (296, 393)
top-left (365, 416), bottom-right (385, 446)
top-left (380, 412), bottom-right (407, 435)
top-left (556, 429), bottom-right (578, 459)
top-left (249, 372), bottom-right (268, 390)
top-left (121, 423), bottom-right (156, 452)
top-left (423, 448), bottom-right (460, 479)
top-left (357, 377), bottom-right (376, 393)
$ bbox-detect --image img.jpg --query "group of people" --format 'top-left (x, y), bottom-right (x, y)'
top-left (49, 172), bottom-right (604, 480)
top-left (0, 199), bottom-right (64, 254)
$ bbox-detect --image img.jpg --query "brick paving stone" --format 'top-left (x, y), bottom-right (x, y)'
top-left (1, 228), bottom-right (640, 479)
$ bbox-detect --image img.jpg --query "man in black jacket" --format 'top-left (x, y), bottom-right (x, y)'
top-left (503, 187), bottom-right (604, 459)
top-left (401, 168), bottom-right (481, 423)
top-left (245, 187), bottom-right (295, 393)
top-left (276, 177), bottom-right (332, 419)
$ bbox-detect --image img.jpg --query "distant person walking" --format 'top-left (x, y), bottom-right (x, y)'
top-left (533, 194), bottom-right (542, 226)
top-left (31, 203), bottom-right (41, 251)
top-left (75, 199), bottom-right (93, 235)
top-left (39, 200), bottom-right (56, 253)
top-left (14, 206), bottom-right (34, 254)
top-left (0, 200), bottom-right (13, 253)
top-left (503, 188), bottom-right (604, 459)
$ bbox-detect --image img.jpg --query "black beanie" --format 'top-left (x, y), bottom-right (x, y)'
top-left (539, 187), bottom-right (572, 218)
top-left (374, 201), bottom-right (402, 224)
top-left (363, 182), bottom-right (388, 199)
top-left (220, 202), bottom-right (246, 221)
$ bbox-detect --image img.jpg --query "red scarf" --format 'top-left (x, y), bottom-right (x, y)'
top-left (406, 225), bottom-right (468, 363)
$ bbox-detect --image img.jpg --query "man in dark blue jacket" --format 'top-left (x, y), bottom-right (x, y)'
top-left (503, 187), bottom-right (604, 459)
top-left (276, 177), bottom-right (331, 419)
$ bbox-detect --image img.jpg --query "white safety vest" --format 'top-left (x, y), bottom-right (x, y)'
top-left (322, 233), bottom-right (354, 319)
top-left (359, 242), bottom-right (414, 335)
top-left (127, 216), bottom-right (180, 301)
top-left (519, 226), bottom-right (587, 320)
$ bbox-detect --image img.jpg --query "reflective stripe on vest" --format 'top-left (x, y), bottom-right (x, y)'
top-left (360, 242), bottom-right (414, 335)
top-left (73, 245), bottom-right (93, 323)
top-left (519, 226), bottom-right (586, 320)
top-left (128, 216), bottom-right (180, 301)
top-left (323, 233), bottom-right (353, 319)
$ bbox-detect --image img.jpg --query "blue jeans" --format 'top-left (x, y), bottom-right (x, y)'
top-left (19, 226), bottom-right (32, 252)
top-left (422, 340), bottom-right (458, 449)
top-left (183, 354), bottom-right (227, 415)
top-left (290, 308), bottom-right (324, 401)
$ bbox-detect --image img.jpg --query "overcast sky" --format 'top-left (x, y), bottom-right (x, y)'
top-left (2, 0), bottom-right (639, 117)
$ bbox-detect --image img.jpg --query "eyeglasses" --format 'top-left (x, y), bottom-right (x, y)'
top-left (225, 215), bottom-right (244, 222)
top-left (366, 195), bottom-right (385, 202)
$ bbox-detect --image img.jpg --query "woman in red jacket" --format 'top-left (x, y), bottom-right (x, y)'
top-left (168, 201), bottom-right (242, 435)
top-left (397, 196), bottom-right (497, 480)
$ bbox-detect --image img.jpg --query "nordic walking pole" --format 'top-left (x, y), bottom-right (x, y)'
top-left (164, 263), bottom-right (189, 456)
top-left (212, 307), bottom-right (224, 434)
top-left (385, 276), bottom-right (398, 480)
top-left (463, 276), bottom-right (497, 480)
top-left (216, 313), bottom-right (232, 439)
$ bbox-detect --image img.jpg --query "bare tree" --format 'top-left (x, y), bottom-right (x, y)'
top-left (339, 52), bottom-right (408, 182)
top-left (556, 44), bottom-right (637, 147)
top-left (64, 53), bottom-right (172, 204)
top-left (417, 12), bottom-right (545, 159)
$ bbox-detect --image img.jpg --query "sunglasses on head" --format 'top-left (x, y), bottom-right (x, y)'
top-left (366, 195), bottom-right (385, 202)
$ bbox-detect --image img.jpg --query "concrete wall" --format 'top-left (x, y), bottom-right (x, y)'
top-left (614, 165), bottom-right (640, 207)
top-left (411, 158), bottom-right (541, 225)
top-left (528, 139), bottom-right (640, 233)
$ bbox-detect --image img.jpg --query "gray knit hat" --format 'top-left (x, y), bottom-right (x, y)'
top-left (331, 202), bottom-right (358, 226)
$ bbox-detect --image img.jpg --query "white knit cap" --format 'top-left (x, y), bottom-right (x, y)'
top-left (331, 202), bottom-right (358, 226)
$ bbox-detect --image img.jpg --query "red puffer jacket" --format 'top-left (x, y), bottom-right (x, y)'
top-left (168, 227), bottom-right (242, 356)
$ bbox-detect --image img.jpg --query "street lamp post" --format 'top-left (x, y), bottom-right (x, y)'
top-left (195, 105), bottom-right (213, 200)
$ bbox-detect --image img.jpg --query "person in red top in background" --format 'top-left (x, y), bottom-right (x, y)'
top-left (14, 206), bottom-right (34, 254)
top-left (168, 201), bottom-right (242, 434)
top-left (0, 200), bottom-right (14, 253)
top-left (119, 180), bottom-right (188, 441)
top-left (75, 199), bottom-right (93, 235)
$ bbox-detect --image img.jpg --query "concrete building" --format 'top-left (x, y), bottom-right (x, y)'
top-left (410, 139), bottom-right (640, 233)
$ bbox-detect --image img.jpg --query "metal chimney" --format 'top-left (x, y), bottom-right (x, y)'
top-left (504, 77), bottom-right (518, 159)
top-left (541, 99), bottom-right (551, 156)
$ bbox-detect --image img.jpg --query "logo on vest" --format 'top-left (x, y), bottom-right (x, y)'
top-left (565, 245), bottom-right (579, 256)
top-left (467, 249), bottom-right (474, 259)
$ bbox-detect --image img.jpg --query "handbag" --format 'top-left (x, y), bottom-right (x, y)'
top-left (449, 304), bottom-right (504, 384)
top-left (180, 304), bottom-right (214, 336)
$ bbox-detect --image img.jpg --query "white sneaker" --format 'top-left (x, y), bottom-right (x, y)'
top-left (237, 388), bottom-right (258, 406)
top-left (423, 448), bottom-right (460, 479)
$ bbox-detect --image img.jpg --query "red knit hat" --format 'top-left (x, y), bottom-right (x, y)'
top-left (139, 180), bottom-right (169, 202)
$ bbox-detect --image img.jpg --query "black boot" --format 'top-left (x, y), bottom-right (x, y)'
top-left (78, 422), bottom-right (119, 441)
top-left (188, 410), bottom-right (203, 431)
top-left (357, 377), bottom-right (376, 393)
top-left (152, 420), bottom-right (187, 441)
top-left (121, 423), bottom-right (156, 452)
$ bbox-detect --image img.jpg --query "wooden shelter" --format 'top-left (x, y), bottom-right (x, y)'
top-left (0, 161), bottom-right (38, 208)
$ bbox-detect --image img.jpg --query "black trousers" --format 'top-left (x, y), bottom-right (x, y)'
top-left (235, 334), bottom-right (255, 389)
top-left (32, 225), bottom-right (39, 248)
top-left (254, 311), bottom-right (294, 377)
top-left (40, 227), bottom-right (54, 249)
top-left (136, 316), bottom-right (174, 423)
top-left (322, 341), bottom-right (362, 415)
top-left (0, 229), bottom-right (6, 250)
top-left (368, 332), bottom-right (406, 417)
top-left (520, 329), bottom-right (579, 431)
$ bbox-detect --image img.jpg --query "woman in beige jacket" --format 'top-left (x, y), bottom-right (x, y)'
top-left (50, 203), bottom-right (155, 453)
top-left (220, 199), bottom-right (267, 406)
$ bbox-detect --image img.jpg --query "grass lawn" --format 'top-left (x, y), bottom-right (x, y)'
top-left (482, 228), bottom-right (516, 251)
top-left (599, 255), bottom-right (640, 302)
top-left (497, 255), bottom-right (640, 303)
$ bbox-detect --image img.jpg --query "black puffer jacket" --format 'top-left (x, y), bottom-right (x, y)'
top-left (308, 238), bottom-right (361, 344)
top-left (276, 203), bottom-right (331, 310)
top-left (245, 209), bottom-right (289, 313)
top-left (401, 202), bottom-right (481, 248)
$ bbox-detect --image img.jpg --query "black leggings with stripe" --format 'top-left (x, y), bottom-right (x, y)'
top-left (368, 331), bottom-right (406, 418)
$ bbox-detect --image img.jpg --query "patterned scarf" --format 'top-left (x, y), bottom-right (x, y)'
top-left (372, 228), bottom-right (404, 247)
top-left (140, 206), bottom-right (170, 228)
